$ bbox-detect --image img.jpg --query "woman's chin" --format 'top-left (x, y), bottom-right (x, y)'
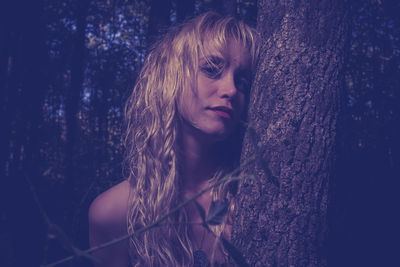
top-left (182, 119), bottom-right (235, 143)
top-left (200, 126), bottom-right (234, 142)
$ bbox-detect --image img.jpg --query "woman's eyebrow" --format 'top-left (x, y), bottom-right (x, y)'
top-left (200, 55), bottom-right (224, 65)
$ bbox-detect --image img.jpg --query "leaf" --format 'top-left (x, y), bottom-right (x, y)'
top-left (194, 200), bottom-right (206, 223)
top-left (221, 237), bottom-right (249, 267)
top-left (206, 200), bottom-right (229, 226)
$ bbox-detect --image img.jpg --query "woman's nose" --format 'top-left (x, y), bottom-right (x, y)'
top-left (218, 72), bottom-right (237, 99)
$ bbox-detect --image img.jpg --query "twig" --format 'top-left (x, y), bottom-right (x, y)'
top-left (44, 154), bottom-right (257, 267)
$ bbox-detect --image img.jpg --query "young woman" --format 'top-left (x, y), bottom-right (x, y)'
top-left (89, 11), bottom-right (258, 267)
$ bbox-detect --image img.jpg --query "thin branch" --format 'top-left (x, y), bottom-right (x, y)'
top-left (24, 172), bottom-right (52, 227)
top-left (44, 154), bottom-right (257, 267)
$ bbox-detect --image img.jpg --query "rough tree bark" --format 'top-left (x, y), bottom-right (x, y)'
top-left (232, 0), bottom-right (348, 266)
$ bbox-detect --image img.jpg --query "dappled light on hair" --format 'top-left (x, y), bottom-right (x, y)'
top-left (123, 11), bottom-right (259, 266)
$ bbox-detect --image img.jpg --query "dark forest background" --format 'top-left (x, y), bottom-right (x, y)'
top-left (1, 0), bottom-right (399, 266)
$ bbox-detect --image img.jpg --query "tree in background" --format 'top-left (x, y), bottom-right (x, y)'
top-left (1, 0), bottom-right (399, 266)
top-left (1, 0), bottom-right (49, 266)
top-left (329, 1), bottom-right (400, 266)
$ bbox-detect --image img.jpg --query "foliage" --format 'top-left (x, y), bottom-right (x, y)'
top-left (1, 0), bottom-right (399, 266)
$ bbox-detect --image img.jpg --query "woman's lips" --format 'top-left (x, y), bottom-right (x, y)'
top-left (212, 109), bottom-right (231, 118)
top-left (209, 106), bottom-right (233, 119)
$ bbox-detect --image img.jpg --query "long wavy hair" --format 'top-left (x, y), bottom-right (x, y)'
top-left (123, 11), bottom-right (258, 266)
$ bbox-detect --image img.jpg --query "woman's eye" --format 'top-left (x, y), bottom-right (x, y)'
top-left (235, 76), bottom-right (251, 93)
top-left (201, 65), bottom-right (223, 79)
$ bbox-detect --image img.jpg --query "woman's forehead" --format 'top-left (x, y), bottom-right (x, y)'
top-left (199, 38), bottom-right (249, 63)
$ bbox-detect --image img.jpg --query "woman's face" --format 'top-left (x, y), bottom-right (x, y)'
top-left (179, 40), bottom-right (252, 142)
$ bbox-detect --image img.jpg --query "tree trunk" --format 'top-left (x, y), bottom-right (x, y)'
top-left (232, 1), bottom-right (348, 266)
top-left (213, 0), bottom-right (237, 16)
top-left (147, 0), bottom-right (171, 45)
top-left (64, 0), bottom-right (90, 224)
top-left (2, 0), bottom-right (48, 266)
top-left (176, 0), bottom-right (195, 22)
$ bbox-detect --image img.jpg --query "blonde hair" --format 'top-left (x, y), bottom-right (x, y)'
top-left (123, 11), bottom-right (258, 266)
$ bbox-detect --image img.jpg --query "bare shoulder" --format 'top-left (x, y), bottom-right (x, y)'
top-left (89, 180), bottom-right (130, 232)
top-left (88, 180), bottom-right (131, 267)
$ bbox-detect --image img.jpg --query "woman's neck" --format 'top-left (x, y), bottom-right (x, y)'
top-left (179, 124), bottom-right (222, 195)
